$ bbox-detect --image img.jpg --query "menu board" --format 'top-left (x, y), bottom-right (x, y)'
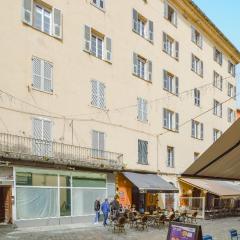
top-left (167, 222), bottom-right (203, 240)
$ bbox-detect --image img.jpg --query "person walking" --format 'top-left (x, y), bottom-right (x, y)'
top-left (101, 198), bottom-right (110, 226)
top-left (94, 198), bottom-right (100, 224)
top-left (111, 196), bottom-right (120, 219)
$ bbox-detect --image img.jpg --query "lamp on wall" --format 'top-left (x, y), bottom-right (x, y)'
top-left (187, 189), bottom-right (192, 196)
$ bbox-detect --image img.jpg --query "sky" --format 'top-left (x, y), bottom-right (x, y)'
top-left (193, 0), bottom-right (240, 106)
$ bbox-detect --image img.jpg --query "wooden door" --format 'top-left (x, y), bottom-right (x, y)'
top-left (0, 188), bottom-right (4, 222)
top-left (4, 187), bottom-right (12, 224)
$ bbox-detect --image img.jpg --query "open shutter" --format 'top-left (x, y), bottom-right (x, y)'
top-left (213, 48), bottom-right (217, 61)
top-left (175, 113), bottom-right (179, 131)
top-left (233, 65), bottom-right (236, 77)
top-left (191, 120), bottom-right (195, 137)
top-left (84, 25), bottom-right (91, 52)
top-left (147, 60), bottom-right (152, 81)
top-left (200, 123), bottom-right (204, 140)
top-left (200, 61), bottom-right (203, 76)
top-left (105, 37), bottom-right (112, 62)
top-left (32, 57), bottom-right (42, 90)
top-left (137, 98), bottom-right (141, 120)
top-left (191, 54), bottom-right (195, 70)
top-left (98, 82), bottom-right (105, 108)
top-left (191, 26), bottom-right (195, 43)
top-left (175, 41), bottom-right (179, 60)
top-left (143, 141), bottom-right (148, 164)
top-left (164, 0), bottom-right (168, 18)
top-left (43, 61), bottom-right (53, 92)
top-left (143, 100), bottom-right (148, 122)
top-left (220, 53), bottom-right (223, 65)
top-left (132, 9), bottom-right (138, 32)
top-left (22, 0), bottom-right (33, 25)
top-left (163, 109), bottom-right (167, 128)
top-left (91, 80), bottom-right (98, 106)
top-left (133, 53), bottom-right (138, 75)
top-left (199, 34), bottom-right (203, 48)
top-left (163, 70), bottom-right (168, 90)
top-left (163, 32), bottom-right (167, 51)
top-left (175, 76), bottom-right (179, 95)
top-left (138, 140), bottom-right (142, 163)
top-left (33, 118), bottom-right (42, 140)
top-left (234, 86), bottom-right (237, 99)
top-left (148, 20), bottom-right (154, 42)
top-left (174, 10), bottom-right (177, 26)
top-left (99, 132), bottom-right (105, 152)
top-left (53, 8), bottom-right (62, 39)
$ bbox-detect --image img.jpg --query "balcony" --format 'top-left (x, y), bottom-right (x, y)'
top-left (0, 133), bottom-right (123, 170)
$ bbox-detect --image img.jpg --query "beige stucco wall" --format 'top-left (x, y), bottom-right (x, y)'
top-left (0, 0), bottom-right (237, 177)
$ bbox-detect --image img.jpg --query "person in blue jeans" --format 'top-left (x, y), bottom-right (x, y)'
top-left (94, 198), bottom-right (100, 224)
top-left (101, 198), bottom-right (110, 226)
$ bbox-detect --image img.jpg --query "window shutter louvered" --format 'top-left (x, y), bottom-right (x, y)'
top-left (92, 130), bottom-right (98, 150)
top-left (199, 34), bottom-right (203, 48)
top-left (22, 0), bottom-right (33, 25)
top-left (191, 120), bottom-right (195, 137)
top-left (148, 20), bottom-right (154, 42)
top-left (143, 100), bottom-right (148, 122)
top-left (32, 57), bottom-right (42, 90)
top-left (175, 113), bottom-right (179, 131)
top-left (84, 25), bottom-right (91, 52)
top-left (133, 53), bottom-right (138, 75)
top-left (191, 54), bottom-right (195, 70)
top-left (105, 37), bottom-right (112, 62)
top-left (147, 60), bottom-right (152, 81)
top-left (175, 76), bottom-right (179, 95)
top-left (175, 41), bottom-right (179, 59)
top-left (33, 118), bottom-right (42, 140)
top-left (164, 1), bottom-right (168, 18)
top-left (138, 140), bottom-right (142, 163)
top-left (191, 26), bottom-right (195, 43)
top-left (43, 120), bottom-right (51, 141)
top-left (213, 47), bottom-right (217, 61)
top-left (220, 76), bottom-right (223, 90)
top-left (200, 123), bottom-right (204, 140)
top-left (174, 11), bottom-right (177, 26)
top-left (91, 80), bottom-right (98, 106)
top-left (132, 9), bottom-right (138, 32)
top-left (234, 86), bottom-right (236, 99)
top-left (163, 70), bottom-right (168, 90)
top-left (143, 141), bottom-right (148, 164)
top-left (163, 109), bottom-right (167, 128)
top-left (53, 8), bottom-right (62, 39)
top-left (200, 61), bottom-right (203, 76)
top-left (163, 32), bottom-right (167, 51)
top-left (43, 61), bottom-right (53, 92)
top-left (98, 82), bottom-right (105, 108)
top-left (99, 132), bottom-right (104, 152)
top-left (137, 98), bottom-right (141, 120)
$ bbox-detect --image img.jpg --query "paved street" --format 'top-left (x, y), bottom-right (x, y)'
top-left (0, 217), bottom-right (240, 240)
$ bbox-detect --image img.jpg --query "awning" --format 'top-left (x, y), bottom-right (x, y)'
top-left (183, 118), bottom-right (240, 181)
top-left (123, 172), bottom-right (178, 193)
top-left (179, 178), bottom-right (240, 197)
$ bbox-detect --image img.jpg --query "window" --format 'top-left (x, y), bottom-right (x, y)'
top-left (137, 98), bottom-right (148, 122)
top-left (138, 140), bottom-right (148, 165)
top-left (84, 25), bottom-right (112, 63)
top-left (91, 80), bottom-right (105, 109)
top-left (213, 48), bottom-right (223, 65)
top-left (228, 108), bottom-right (236, 123)
top-left (167, 146), bottom-right (174, 168)
top-left (191, 120), bottom-right (203, 140)
top-left (133, 53), bottom-right (152, 81)
top-left (194, 88), bottom-right (200, 107)
top-left (164, 1), bottom-right (177, 26)
top-left (213, 129), bottom-right (222, 142)
top-left (91, 0), bottom-right (105, 10)
top-left (32, 57), bottom-right (53, 92)
top-left (163, 109), bottom-right (179, 132)
top-left (194, 152), bottom-right (200, 161)
top-left (213, 99), bottom-right (222, 117)
top-left (213, 71), bottom-right (223, 90)
top-left (163, 70), bottom-right (179, 95)
top-left (32, 118), bottom-right (52, 156)
top-left (163, 32), bottom-right (179, 60)
top-left (191, 26), bottom-right (202, 48)
top-left (228, 61), bottom-right (236, 77)
top-left (227, 83), bottom-right (236, 99)
top-left (132, 9), bottom-right (153, 42)
top-left (92, 130), bottom-right (105, 158)
top-left (22, 0), bottom-right (62, 39)
top-left (191, 54), bottom-right (203, 76)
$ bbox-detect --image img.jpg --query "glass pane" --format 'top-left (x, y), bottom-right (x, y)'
top-left (72, 177), bottom-right (106, 188)
top-left (43, 10), bottom-right (51, 34)
top-left (60, 188), bottom-right (71, 216)
top-left (60, 175), bottom-right (71, 187)
top-left (34, 6), bottom-right (42, 30)
top-left (72, 188), bottom-right (106, 216)
top-left (16, 188), bottom-right (58, 219)
top-left (16, 172), bottom-right (57, 186)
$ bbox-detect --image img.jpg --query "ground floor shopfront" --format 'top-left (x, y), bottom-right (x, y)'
top-left (0, 166), bottom-right (116, 227)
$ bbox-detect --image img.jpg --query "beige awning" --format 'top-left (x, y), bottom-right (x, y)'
top-left (183, 118), bottom-right (240, 181)
top-left (179, 178), bottom-right (240, 197)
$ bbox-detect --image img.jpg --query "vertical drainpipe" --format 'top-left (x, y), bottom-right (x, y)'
top-left (156, 135), bottom-right (159, 172)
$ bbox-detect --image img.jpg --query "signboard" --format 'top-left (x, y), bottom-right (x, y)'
top-left (167, 222), bottom-right (203, 240)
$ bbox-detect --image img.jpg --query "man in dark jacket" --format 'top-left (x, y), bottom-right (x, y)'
top-left (94, 198), bottom-right (100, 224)
top-left (101, 198), bottom-right (110, 226)
top-left (111, 196), bottom-right (120, 219)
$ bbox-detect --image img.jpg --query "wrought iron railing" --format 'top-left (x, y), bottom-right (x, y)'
top-left (0, 133), bottom-right (123, 170)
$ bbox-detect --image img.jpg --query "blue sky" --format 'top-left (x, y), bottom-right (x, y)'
top-left (193, 0), bottom-right (240, 106)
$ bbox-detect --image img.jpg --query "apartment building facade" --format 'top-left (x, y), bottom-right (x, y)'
top-left (0, 0), bottom-right (239, 226)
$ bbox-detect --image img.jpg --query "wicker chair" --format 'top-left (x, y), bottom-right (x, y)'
top-left (136, 215), bottom-right (148, 231)
top-left (113, 216), bottom-right (126, 233)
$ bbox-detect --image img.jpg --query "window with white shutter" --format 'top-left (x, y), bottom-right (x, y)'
top-left (91, 80), bottom-right (105, 109)
top-left (32, 118), bottom-right (52, 156)
top-left (191, 54), bottom-right (203, 77)
top-left (137, 98), bottom-right (148, 122)
top-left (164, 1), bottom-right (177, 26)
top-left (167, 146), bottom-right (174, 168)
top-left (213, 99), bottom-right (222, 118)
top-left (228, 108), bottom-right (236, 123)
top-left (163, 108), bottom-right (179, 132)
top-left (213, 128), bottom-right (222, 142)
top-left (138, 139), bottom-right (148, 165)
top-left (191, 26), bottom-right (203, 48)
top-left (92, 130), bottom-right (105, 158)
top-left (213, 71), bottom-right (223, 91)
top-left (227, 82), bottom-right (236, 98)
top-left (163, 32), bottom-right (179, 60)
top-left (163, 70), bottom-right (179, 95)
top-left (213, 47), bottom-right (223, 65)
top-left (228, 61), bottom-right (236, 77)
top-left (22, 1), bottom-right (62, 39)
top-left (32, 57), bottom-right (53, 93)
top-left (191, 120), bottom-right (204, 140)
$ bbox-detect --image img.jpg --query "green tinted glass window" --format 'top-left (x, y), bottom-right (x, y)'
top-left (72, 177), bottom-right (106, 188)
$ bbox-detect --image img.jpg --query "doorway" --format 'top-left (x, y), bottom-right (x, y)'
top-left (0, 186), bottom-right (12, 224)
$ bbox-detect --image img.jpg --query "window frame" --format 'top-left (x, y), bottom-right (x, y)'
top-left (167, 146), bottom-right (174, 168)
top-left (213, 128), bottom-right (222, 142)
top-left (191, 120), bottom-right (204, 140)
top-left (163, 108), bottom-right (179, 132)
top-left (191, 26), bottom-right (202, 49)
top-left (194, 88), bottom-right (200, 107)
top-left (91, 80), bottom-right (106, 109)
top-left (213, 47), bottom-right (223, 65)
top-left (138, 139), bottom-right (148, 165)
top-left (137, 97), bottom-right (148, 123)
top-left (91, 0), bottom-right (105, 11)
top-left (213, 99), bottom-right (222, 118)
top-left (163, 70), bottom-right (179, 96)
top-left (191, 54), bottom-right (203, 77)
top-left (213, 71), bottom-right (223, 91)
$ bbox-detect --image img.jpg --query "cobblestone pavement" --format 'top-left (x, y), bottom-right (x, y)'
top-left (1, 218), bottom-right (240, 240)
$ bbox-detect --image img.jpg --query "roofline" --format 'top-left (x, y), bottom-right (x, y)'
top-left (172, 0), bottom-right (240, 63)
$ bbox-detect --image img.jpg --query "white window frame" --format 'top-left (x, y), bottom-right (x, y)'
top-left (213, 71), bottom-right (223, 91)
top-left (164, 1), bottom-right (177, 27)
top-left (163, 109), bottom-right (179, 132)
top-left (213, 128), bottom-right (222, 142)
top-left (194, 88), bottom-right (200, 107)
top-left (214, 48), bottom-right (223, 65)
top-left (191, 54), bottom-right (203, 77)
top-left (91, 34), bottom-right (104, 59)
top-left (167, 146), bottom-right (174, 168)
top-left (92, 130), bottom-right (105, 159)
top-left (213, 99), bottom-right (222, 118)
top-left (137, 98), bottom-right (148, 122)
top-left (191, 26), bottom-right (202, 48)
top-left (228, 108), bottom-right (236, 123)
top-left (138, 139), bottom-right (148, 165)
top-left (191, 120), bottom-right (203, 140)
top-left (228, 61), bottom-right (236, 77)
top-left (163, 33), bottom-right (179, 60)
top-left (163, 70), bottom-right (179, 95)
top-left (227, 82), bottom-right (236, 98)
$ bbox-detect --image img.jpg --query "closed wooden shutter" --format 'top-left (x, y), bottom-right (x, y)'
top-left (138, 140), bottom-right (142, 163)
top-left (200, 60), bottom-right (203, 76)
top-left (53, 8), bottom-right (62, 39)
top-left (163, 109), bottom-right (167, 128)
top-left (105, 37), bottom-right (112, 62)
top-left (191, 26), bottom-right (195, 42)
top-left (99, 132), bottom-right (105, 152)
top-left (137, 98), bottom-right (142, 120)
top-left (84, 25), bottom-right (91, 52)
top-left (99, 82), bottom-right (105, 108)
top-left (22, 0), bottom-right (33, 25)
top-left (143, 99), bottom-right (148, 122)
top-left (148, 20), bottom-right (154, 42)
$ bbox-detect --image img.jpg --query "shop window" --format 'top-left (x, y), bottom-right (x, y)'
top-left (72, 177), bottom-right (106, 188)
top-left (60, 175), bottom-right (71, 187)
top-left (60, 188), bottom-right (71, 216)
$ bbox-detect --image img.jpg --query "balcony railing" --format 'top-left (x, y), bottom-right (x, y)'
top-left (0, 133), bottom-right (123, 170)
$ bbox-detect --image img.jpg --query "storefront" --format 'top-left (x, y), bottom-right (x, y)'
top-left (1, 166), bottom-right (116, 227)
top-left (116, 172), bottom-right (178, 212)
